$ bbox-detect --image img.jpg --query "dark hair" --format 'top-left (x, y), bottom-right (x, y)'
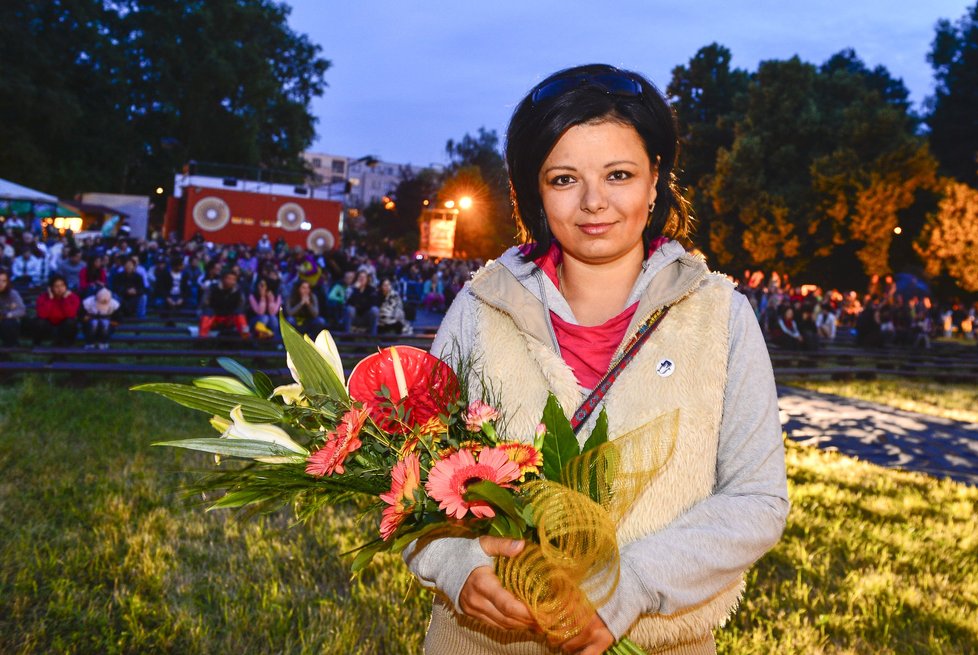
top-left (506, 64), bottom-right (692, 259)
top-left (48, 272), bottom-right (67, 286)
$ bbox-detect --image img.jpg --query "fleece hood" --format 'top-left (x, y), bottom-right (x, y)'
top-left (467, 241), bottom-right (711, 355)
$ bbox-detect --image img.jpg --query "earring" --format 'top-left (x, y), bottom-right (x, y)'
top-left (646, 202), bottom-right (656, 227)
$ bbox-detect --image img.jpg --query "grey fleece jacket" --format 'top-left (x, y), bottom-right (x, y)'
top-left (405, 241), bottom-right (789, 640)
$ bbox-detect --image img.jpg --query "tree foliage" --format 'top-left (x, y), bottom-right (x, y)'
top-left (443, 128), bottom-right (515, 259)
top-left (0, 0), bottom-right (329, 198)
top-left (682, 50), bottom-right (936, 284)
top-left (667, 44), bottom-right (749, 263)
top-left (927, 2), bottom-right (978, 186)
top-left (915, 179), bottom-right (978, 292)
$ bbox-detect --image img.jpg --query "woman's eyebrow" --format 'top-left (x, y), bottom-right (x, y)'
top-left (541, 165), bottom-right (577, 175)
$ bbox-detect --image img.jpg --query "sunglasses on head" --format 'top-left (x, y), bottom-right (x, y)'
top-left (530, 71), bottom-right (643, 104)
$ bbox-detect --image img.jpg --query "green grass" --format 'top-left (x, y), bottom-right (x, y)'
top-left (789, 378), bottom-right (978, 423)
top-left (1, 379), bottom-right (976, 654)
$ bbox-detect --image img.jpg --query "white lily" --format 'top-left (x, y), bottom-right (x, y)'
top-left (223, 405), bottom-right (308, 464)
top-left (286, 329), bottom-right (345, 387)
top-left (272, 383), bottom-right (305, 406)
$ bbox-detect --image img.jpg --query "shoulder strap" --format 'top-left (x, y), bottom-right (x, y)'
top-left (570, 305), bottom-right (671, 434)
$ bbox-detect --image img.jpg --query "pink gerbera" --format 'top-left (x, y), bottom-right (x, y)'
top-left (306, 407), bottom-right (369, 477)
top-left (425, 447), bottom-right (521, 519)
top-left (379, 453), bottom-right (421, 540)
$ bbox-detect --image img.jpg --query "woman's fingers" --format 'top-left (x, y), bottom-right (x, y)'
top-left (457, 537), bottom-right (537, 631)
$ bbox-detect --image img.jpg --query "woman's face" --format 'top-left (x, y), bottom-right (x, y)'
top-left (380, 279), bottom-right (391, 295)
top-left (299, 282), bottom-right (310, 295)
top-left (538, 120), bottom-right (657, 267)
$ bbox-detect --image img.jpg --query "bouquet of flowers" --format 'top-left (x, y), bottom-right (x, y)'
top-left (136, 316), bottom-right (676, 655)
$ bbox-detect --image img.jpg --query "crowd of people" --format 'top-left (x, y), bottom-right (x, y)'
top-left (0, 221), bottom-right (975, 352)
top-left (736, 270), bottom-right (977, 351)
top-left (0, 225), bottom-right (483, 348)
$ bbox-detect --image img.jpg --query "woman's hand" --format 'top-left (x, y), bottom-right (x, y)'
top-left (458, 536), bottom-right (537, 632)
top-left (551, 612), bottom-right (615, 655)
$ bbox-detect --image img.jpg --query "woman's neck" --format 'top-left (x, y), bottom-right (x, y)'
top-left (558, 246), bottom-right (645, 327)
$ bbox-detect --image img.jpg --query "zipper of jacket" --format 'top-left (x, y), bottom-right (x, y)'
top-left (534, 267), bottom-right (562, 357)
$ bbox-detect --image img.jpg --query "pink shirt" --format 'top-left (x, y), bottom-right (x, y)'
top-left (533, 239), bottom-right (667, 389)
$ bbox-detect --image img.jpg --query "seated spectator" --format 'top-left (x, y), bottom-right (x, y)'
top-left (377, 278), bottom-right (407, 335)
top-left (326, 271), bottom-right (355, 328)
top-left (81, 287), bottom-right (120, 350)
top-left (0, 270), bottom-right (26, 346)
top-left (771, 306), bottom-right (804, 349)
top-left (248, 277), bottom-right (282, 339)
top-left (112, 257), bottom-right (146, 318)
top-left (11, 247), bottom-right (46, 288)
top-left (153, 258), bottom-right (193, 323)
top-left (58, 248), bottom-right (85, 291)
top-left (422, 272), bottom-right (445, 312)
top-left (286, 280), bottom-right (326, 338)
top-left (198, 270), bottom-right (249, 339)
top-left (856, 301), bottom-right (883, 348)
top-left (344, 271), bottom-right (380, 335)
top-left (797, 305), bottom-right (819, 351)
top-left (32, 273), bottom-right (80, 346)
top-left (80, 255), bottom-right (108, 296)
top-left (816, 303), bottom-right (837, 342)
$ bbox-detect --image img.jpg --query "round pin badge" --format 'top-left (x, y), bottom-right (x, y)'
top-left (656, 358), bottom-right (675, 378)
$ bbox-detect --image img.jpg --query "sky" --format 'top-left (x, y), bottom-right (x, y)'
top-left (286, 0), bottom-right (973, 168)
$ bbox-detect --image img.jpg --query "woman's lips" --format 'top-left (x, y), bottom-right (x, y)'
top-left (577, 222), bottom-right (615, 236)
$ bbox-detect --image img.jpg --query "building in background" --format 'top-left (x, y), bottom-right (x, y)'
top-left (302, 151), bottom-right (428, 209)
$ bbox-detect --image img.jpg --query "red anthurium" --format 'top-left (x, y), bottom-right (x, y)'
top-left (347, 346), bottom-right (459, 433)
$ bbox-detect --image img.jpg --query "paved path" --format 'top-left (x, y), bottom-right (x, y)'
top-left (778, 385), bottom-right (978, 486)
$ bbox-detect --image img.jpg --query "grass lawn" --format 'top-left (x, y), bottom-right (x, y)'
top-left (1, 378), bottom-right (976, 654)
top-left (789, 378), bottom-right (978, 424)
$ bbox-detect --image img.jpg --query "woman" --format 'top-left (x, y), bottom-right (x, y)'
top-left (377, 278), bottom-right (407, 335)
top-left (0, 270), bottom-right (26, 346)
top-left (81, 287), bottom-right (120, 349)
top-left (285, 279), bottom-right (326, 338)
top-left (79, 255), bottom-right (107, 296)
top-left (405, 65), bottom-right (788, 655)
top-left (248, 277), bottom-right (282, 339)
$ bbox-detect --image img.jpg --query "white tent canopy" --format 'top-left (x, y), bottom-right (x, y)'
top-left (0, 177), bottom-right (58, 203)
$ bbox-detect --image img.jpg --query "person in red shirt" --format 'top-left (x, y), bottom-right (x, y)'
top-left (33, 273), bottom-right (81, 345)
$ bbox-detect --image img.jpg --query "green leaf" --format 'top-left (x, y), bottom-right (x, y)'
top-left (350, 539), bottom-right (388, 573)
top-left (465, 480), bottom-right (525, 530)
top-left (132, 383), bottom-right (284, 422)
top-left (136, 383), bottom-right (276, 419)
top-left (152, 437), bottom-right (303, 460)
top-left (218, 357), bottom-right (257, 393)
top-left (539, 394), bottom-right (579, 482)
top-left (207, 490), bottom-right (270, 510)
top-left (582, 407), bottom-right (609, 454)
top-left (390, 521), bottom-right (450, 554)
top-left (279, 313), bottom-right (348, 400)
top-left (252, 370), bottom-right (276, 399)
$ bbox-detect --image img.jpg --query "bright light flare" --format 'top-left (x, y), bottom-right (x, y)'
top-left (893, 226), bottom-right (903, 235)
top-left (443, 200), bottom-right (455, 209)
top-left (458, 196), bottom-right (473, 210)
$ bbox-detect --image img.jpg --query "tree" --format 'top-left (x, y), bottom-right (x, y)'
top-left (927, 3), bottom-right (978, 186)
top-left (444, 128), bottom-right (514, 258)
top-left (0, 1), bottom-right (132, 196)
top-left (667, 44), bottom-right (749, 263)
top-left (915, 180), bottom-right (978, 292)
top-left (709, 51), bottom-right (935, 283)
top-left (0, 0), bottom-right (329, 198)
top-left (118, 0), bottom-right (330, 194)
top-left (386, 167), bottom-right (441, 250)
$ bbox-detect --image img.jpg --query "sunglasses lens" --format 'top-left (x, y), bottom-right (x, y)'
top-left (591, 73), bottom-right (642, 96)
top-left (531, 78), bottom-right (579, 104)
top-left (531, 72), bottom-right (642, 104)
